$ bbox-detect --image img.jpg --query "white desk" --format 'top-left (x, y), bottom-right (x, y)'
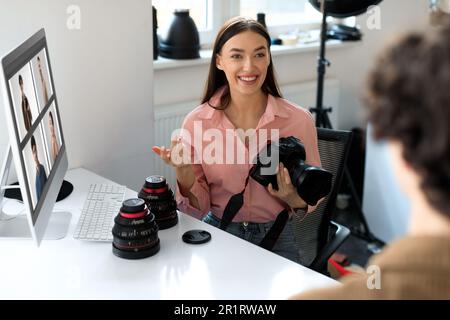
top-left (0, 168), bottom-right (337, 299)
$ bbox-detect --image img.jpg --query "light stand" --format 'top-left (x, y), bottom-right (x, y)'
top-left (309, 0), bottom-right (384, 251)
top-left (310, 0), bottom-right (333, 128)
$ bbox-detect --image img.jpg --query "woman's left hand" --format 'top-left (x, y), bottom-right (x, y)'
top-left (267, 163), bottom-right (307, 210)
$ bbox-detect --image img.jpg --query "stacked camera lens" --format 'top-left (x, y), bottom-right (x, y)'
top-left (112, 198), bottom-right (160, 259)
top-left (138, 175), bottom-right (178, 230)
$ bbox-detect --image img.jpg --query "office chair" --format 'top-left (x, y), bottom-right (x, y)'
top-left (292, 128), bottom-right (352, 274)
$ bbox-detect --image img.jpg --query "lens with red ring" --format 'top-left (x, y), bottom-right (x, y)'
top-left (112, 198), bottom-right (160, 259)
top-left (138, 176), bottom-right (178, 230)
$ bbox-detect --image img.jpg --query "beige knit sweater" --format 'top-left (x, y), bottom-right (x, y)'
top-left (291, 235), bottom-right (450, 299)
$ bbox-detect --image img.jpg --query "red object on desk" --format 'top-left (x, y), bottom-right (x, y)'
top-left (328, 258), bottom-right (353, 277)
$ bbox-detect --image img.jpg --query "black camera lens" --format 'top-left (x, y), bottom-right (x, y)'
top-left (293, 166), bottom-right (332, 205)
top-left (112, 198), bottom-right (160, 259)
top-left (114, 209), bottom-right (155, 227)
top-left (138, 175), bottom-right (178, 230)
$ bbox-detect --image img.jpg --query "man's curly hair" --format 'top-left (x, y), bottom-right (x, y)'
top-left (365, 24), bottom-right (450, 218)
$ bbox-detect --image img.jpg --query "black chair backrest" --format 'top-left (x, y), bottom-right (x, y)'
top-left (292, 128), bottom-right (352, 266)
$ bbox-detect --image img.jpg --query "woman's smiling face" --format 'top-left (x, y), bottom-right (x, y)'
top-left (216, 30), bottom-right (270, 98)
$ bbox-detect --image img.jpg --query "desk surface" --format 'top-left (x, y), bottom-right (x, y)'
top-left (0, 168), bottom-right (337, 299)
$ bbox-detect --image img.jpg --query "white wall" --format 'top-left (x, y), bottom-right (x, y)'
top-left (363, 127), bottom-right (411, 243)
top-left (0, 0), bottom-right (154, 191)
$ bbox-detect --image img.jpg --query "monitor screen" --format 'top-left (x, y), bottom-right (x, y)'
top-left (1, 29), bottom-right (70, 244)
top-left (8, 48), bottom-right (63, 217)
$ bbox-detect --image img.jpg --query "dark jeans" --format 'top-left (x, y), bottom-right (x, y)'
top-left (202, 212), bottom-right (300, 264)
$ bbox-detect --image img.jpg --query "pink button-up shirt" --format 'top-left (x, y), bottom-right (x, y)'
top-left (176, 90), bottom-right (321, 223)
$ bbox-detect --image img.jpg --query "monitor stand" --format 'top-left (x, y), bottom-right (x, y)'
top-left (0, 145), bottom-right (72, 240)
top-left (0, 203), bottom-right (71, 240)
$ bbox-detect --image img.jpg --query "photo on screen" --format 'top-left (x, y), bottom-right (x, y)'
top-left (30, 48), bottom-right (53, 110)
top-left (22, 127), bottom-right (50, 213)
top-left (41, 103), bottom-right (62, 169)
top-left (8, 63), bottom-right (40, 142)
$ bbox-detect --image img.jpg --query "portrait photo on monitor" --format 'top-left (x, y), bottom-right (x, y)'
top-left (41, 103), bottom-right (61, 168)
top-left (8, 62), bottom-right (40, 142)
top-left (30, 48), bottom-right (52, 111)
top-left (22, 128), bottom-right (50, 213)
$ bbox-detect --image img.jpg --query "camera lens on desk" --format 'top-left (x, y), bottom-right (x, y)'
top-left (138, 175), bottom-right (178, 230)
top-left (112, 198), bottom-right (160, 259)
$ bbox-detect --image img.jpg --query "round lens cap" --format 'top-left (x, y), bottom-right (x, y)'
top-left (121, 198), bottom-right (146, 213)
top-left (182, 230), bottom-right (211, 244)
top-left (144, 175), bottom-right (167, 189)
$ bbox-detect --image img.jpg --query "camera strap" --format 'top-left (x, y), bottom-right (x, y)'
top-left (219, 174), bottom-right (249, 230)
top-left (259, 208), bottom-right (289, 251)
top-left (219, 173), bottom-right (289, 251)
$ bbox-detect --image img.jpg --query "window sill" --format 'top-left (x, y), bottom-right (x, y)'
top-left (153, 39), bottom-right (360, 71)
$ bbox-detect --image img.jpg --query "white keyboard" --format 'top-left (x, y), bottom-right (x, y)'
top-left (73, 183), bottom-right (126, 241)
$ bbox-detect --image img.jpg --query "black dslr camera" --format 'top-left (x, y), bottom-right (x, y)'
top-left (249, 136), bottom-right (332, 206)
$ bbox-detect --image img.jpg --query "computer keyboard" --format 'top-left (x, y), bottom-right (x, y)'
top-left (73, 183), bottom-right (126, 241)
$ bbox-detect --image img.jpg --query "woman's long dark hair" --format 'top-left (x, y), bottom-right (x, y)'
top-left (201, 17), bottom-right (282, 110)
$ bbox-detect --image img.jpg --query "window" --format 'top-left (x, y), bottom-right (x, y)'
top-left (153, 0), bottom-right (322, 47)
top-left (239, 0), bottom-right (322, 38)
top-left (240, 0), bottom-right (322, 26)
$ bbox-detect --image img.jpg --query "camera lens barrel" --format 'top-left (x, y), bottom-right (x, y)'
top-left (112, 198), bottom-right (160, 259)
top-left (138, 176), bottom-right (178, 230)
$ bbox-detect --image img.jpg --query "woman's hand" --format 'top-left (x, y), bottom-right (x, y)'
top-left (267, 163), bottom-right (307, 210)
top-left (153, 137), bottom-right (196, 198)
top-left (152, 137), bottom-right (191, 169)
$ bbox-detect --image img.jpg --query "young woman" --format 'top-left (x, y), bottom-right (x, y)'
top-left (153, 17), bottom-right (321, 264)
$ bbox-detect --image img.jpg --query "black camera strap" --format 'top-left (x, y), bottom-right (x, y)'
top-left (219, 174), bottom-right (249, 230)
top-left (219, 172), bottom-right (289, 251)
top-left (259, 208), bottom-right (289, 251)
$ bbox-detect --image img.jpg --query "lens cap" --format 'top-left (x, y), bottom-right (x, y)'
top-left (144, 175), bottom-right (167, 189)
top-left (121, 198), bottom-right (146, 213)
top-left (182, 229), bottom-right (211, 244)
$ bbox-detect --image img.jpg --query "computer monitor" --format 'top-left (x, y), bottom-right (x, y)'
top-left (0, 29), bottom-right (71, 246)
